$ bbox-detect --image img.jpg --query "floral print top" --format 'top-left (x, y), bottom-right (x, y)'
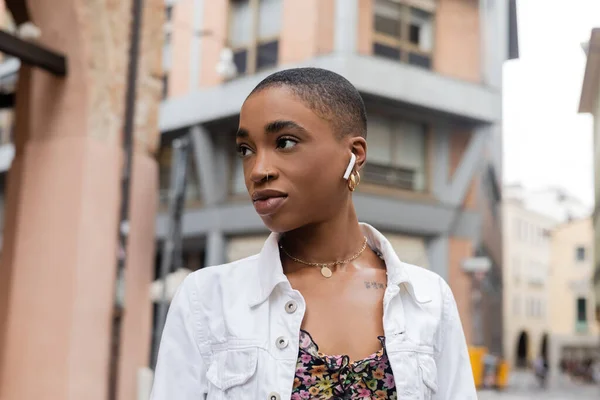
top-left (291, 330), bottom-right (397, 399)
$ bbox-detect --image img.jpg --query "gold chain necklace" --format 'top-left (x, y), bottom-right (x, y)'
top-left (279, 237), bottom-right (368, 278)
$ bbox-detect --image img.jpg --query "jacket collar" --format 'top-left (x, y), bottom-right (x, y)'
top-left (247, 223), bottom-right (432, 307)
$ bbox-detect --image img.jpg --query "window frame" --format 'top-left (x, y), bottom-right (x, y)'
top-left (372, 0), bottom-right (435, 67)
top-left (363, 113), bottom-right (430, 192)
top-left (227, 0), bottom-right (281, 76)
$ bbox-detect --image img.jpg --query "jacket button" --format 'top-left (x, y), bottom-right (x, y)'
top-left (268, 392), bottom-right (281, 400)
top-left (276, 336), bottom-right (289, 349)
top-left (285, 300), bottom-right (297, 314)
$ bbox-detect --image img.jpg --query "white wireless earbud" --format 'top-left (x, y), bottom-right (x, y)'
top-left (343, 153), bottom-right (356, 180)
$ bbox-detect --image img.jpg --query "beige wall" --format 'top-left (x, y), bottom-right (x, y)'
top-left (549, 218), bottom-right (598, 336)
top-left (502, 199), bottom-right (555, 366)
top-left (280, 0), bottom-right (335, 64)
top-left (169, 0), bottom-right (195, 97)
top-left (433, 0), bottom-right (481, 82)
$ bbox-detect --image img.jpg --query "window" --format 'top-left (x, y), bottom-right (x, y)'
top-left (228, 0), bottom-right (282, 76)
top-left (576, 246), bottom-right (586, 262)
top-left (513, 296), bottom-right (520, 316)
top-left (577, 298), bottom-right (587, 322)
top-left (364, 115), bottom-right (427, 191)
top-left (157, 144), bottom-right (202, 208)
top-left (373, 0), bottom-right (434, 68)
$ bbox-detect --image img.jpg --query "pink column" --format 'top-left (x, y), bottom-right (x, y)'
top-left (0, 0), bottom-right (162, 399)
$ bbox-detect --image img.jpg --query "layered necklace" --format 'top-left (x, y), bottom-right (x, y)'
top-left (279, 237), bottom-right (368, 278)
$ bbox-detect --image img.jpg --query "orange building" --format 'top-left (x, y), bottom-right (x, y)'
top-left (154, 0), bottom-right (518, 360)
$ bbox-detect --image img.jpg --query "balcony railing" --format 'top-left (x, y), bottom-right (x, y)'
top-left (362, 162), bottom-right (417, 191)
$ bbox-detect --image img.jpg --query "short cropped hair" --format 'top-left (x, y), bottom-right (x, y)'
top-left (248, 67), bottom-right (367, 138)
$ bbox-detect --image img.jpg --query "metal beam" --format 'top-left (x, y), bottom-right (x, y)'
top-left (446, 128), bottom-right (487, 206)
top-left (0, 30), bottom-right (66, 76)
top-left (189, 125), bottom-right (222, 205)
top-left (431, 126), bottom-right (450, 201)
top-left (155, 195), bottom-right (481, 240)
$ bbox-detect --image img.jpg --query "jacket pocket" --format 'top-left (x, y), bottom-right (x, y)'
top-left (418, 353), bottom-right (438, 400)
top-left (206, 347), bottom-right (258, 399)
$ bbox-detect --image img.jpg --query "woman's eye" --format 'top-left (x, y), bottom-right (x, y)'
top-left (237, 145), bottom-right (254, 157)
top-left (276, 138), bottom-right (298, 150)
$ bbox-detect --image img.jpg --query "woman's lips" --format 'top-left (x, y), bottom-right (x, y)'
top-left (253, 196), bottom-right (287, 216)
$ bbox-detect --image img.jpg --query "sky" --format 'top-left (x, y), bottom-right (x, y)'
top-left (503, 0), bottom-right (600, 207)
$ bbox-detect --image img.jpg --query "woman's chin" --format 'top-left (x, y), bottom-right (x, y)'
top-left (259, 214), bottom-right (302, 234)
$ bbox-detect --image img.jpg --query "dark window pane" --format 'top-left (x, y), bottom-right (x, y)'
top-left (374, 15), bottom-right (401, 37)
top-left (256, 40), bottom-right (278, 70)
top-left (161, 74), bottom-right (168, 99)
top-left (373, 43), bottom-right (401, 60)
top-left (233, 49), bottom-right (248, 75)
top-left (577, 298), bottom-right (587, 322)
top-left (576, 246), bottom-right (586, 261)
top-left (409, 24), bottom-right (420, 45)
top-left (411, 7), bottom-right (431, 20)
top-left (408, 52), bottom-right (431, 68)
top-left (165, 5), bottom-right (173, 21)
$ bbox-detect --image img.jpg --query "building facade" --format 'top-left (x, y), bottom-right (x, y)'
top-left (579, 27), bottom-right (600, 327)
top-left (502, 187), bottom-right (556, 368)
top-left (502, 184), bottom-right (595, 371)
top-left (548, 218), bottom-right (599, 378)
top-left (153, 0), bottom-right (517, 359)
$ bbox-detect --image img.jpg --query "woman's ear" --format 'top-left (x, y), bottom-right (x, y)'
top-left (349, 136), bottom-right (367, 171)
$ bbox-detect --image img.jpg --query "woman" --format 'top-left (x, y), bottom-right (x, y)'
top-left (151, 68), bottom-right (477, 399)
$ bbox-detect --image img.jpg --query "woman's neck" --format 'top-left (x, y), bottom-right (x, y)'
top-left (280, 205), bottom-right (365, 264)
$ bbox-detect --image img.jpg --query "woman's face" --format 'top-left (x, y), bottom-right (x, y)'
top-left (237, 86), bottom-right (364, 233)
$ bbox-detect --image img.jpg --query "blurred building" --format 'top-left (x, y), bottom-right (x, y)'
top-left (502, 186), bottom-right (555, 368)
top-left (154, 0), bottom-right (518, 358)
top-left (579, 27), bottom-right (600, 326)
top-left (548, 218), bottom-right (599, 378)
top-left (502, 184), bottom-right (594, 370)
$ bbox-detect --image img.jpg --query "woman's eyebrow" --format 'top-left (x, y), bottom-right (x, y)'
top-left (236, 127), bottom-right (249, 138)
top-left (264, 120), bottom-right (308, 135)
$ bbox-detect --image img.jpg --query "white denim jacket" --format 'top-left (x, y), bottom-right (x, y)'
top-left (150, 224), bottom-right (477, 400)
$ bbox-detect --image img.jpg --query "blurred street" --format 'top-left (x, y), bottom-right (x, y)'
top-left (478, 371), bottom-right (599, 399)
